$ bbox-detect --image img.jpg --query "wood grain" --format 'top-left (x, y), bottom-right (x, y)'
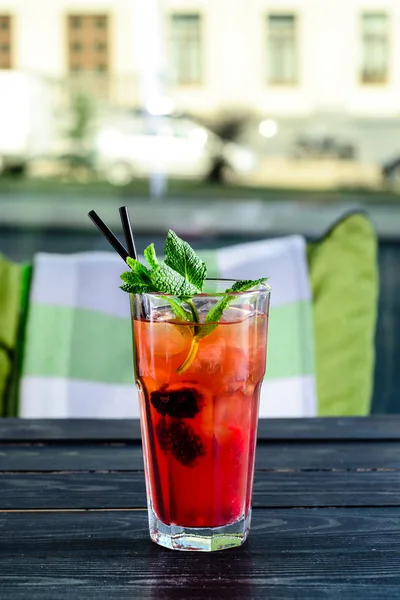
top-left (1, 441), bottom-right (400, 471)
top-left (2, 416), bottom-right (400, 442)
top-left (2, 418), bottom-right (400, 599)
top-left (0, 470), bottom-right (399, 510)
top-left (1, 509), bottom-right (399, 600)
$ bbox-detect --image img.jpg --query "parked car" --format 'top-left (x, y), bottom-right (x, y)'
top-left (91, 112), bottom-right (256, 185)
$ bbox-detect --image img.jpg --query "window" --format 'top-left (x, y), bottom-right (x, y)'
top-left (170, 14), bottom-right (202, 85)
top-left (267, 14), bottom-right (297, 85)
top-left (96, 16), bottom-right (107, 29)
top-left (361, 12), bottom-right (389, 84)
top-left (70, 16), bottom-right (82, 29)
top-left (67, 15), bottom-right (109, 72)
top-left (0, 16), bottom-right (12, 69)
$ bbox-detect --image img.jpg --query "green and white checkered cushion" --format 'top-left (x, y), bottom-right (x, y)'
top-left (19, 236), bottom-right (316, 418)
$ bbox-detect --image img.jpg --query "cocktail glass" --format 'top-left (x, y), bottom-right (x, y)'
top-left (131, 279), bottom-right (270, 551)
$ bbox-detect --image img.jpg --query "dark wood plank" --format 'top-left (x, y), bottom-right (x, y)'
top-left (2, 441), bottom-right (400, 471)
top-left (0, 473), bottom-right (146, 510)
top-left (0, 419), bottom-right (143, 443)
top-left (0, 509), bottom-right (399, 599)
top-left (1, 470), bottom-right (399, 510)
top-left (0, 445), bottom-right (144, 471)
top-left (2, 416), bottom-right (400, 443)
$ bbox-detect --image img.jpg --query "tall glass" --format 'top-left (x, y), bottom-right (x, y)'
top-left (130, 279), bottom-right (270, 551)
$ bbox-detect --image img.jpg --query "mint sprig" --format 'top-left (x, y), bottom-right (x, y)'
top-left (120, 244), bottom-right (201, 298)
top-left (120, 230), bottom-right (268, 373)
top-left (164, 229), bottom-right (207, 290)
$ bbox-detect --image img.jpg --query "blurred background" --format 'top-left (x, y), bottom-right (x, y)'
top-left (2, 0), bottom-right (400, 414)
top-left (0, 0), bottom-right (400, 257)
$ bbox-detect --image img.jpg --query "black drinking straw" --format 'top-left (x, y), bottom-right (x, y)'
top-left (88, 209), bottom-right (129, 262)
top-left (119, 206), bottom-right (137, 260)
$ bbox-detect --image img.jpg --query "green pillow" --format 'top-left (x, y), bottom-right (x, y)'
top-left (6, 263), bottom-right (32, 417)
top-left (307, 211), bottom-right (378, 416)
top-left (0, 255), bottom-right (22, 416)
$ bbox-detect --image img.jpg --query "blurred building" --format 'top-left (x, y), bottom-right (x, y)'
top-left (0, 0), bottom-right (399, 119)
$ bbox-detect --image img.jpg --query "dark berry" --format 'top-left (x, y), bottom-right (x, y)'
top-left (168, 421), bottom-right (206, 467)
top-left (155, 419), bottom-right (170, 452)
top-left (150, 386), bottom-right (203, 418)
top-left (150, 390), bottom-right (169, 416)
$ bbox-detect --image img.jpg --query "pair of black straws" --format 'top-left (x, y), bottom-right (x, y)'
top-left (88, 207), bottom-right (137, 263)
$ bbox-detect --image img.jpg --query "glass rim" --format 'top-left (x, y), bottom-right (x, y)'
top-left (132, 278), bottom-right (271, 298)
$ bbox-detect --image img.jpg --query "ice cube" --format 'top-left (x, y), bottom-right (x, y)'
top-left (152, 307), bottom-right (178, 322)
top-left (190, 336), bottom-right (226, 374)
top-left (219, 307), bottom-right (252, 323)
top-left (213, 392), bottom-right (252, 441)
top-left (146, 321), bottom-right (190, 357)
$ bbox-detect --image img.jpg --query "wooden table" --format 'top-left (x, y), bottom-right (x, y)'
top-left (1, 417), bottom-right (400, 599)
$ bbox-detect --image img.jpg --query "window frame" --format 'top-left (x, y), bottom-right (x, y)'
top-left (359, 10), bottom-right (391, 86)
top-left (0, 15), bottom-right (13, 70)
top-left (265, 12), bottom-right (299, 87)
top-left (169, 12), bottom-right (203, 87)
top-left (65, 13), bottom-right (111, 74)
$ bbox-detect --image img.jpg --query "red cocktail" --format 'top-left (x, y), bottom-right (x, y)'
top-left (131, 280), bottom-right (270, 551)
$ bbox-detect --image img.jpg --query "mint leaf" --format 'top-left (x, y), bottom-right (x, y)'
top-left (144, 243), bottom-right (158, 269)
top-left (162, 296), bottom-right (193, 321)
top-left (164, 230), bottom-right (207, 290)
top-left (150, 262), bottom-right (201, 296)
top-left (120, 282), bottom-right (152, 294)
top-left (120, 259), bottom-right (153, 293)
top-left (196, 277), bottom-right (269, 340)
top-left (229, 278), bottom-right (268, 292)
top-left (124, 258), bottom-right (152, 283)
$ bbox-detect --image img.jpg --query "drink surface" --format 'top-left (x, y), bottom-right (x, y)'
top-left (134, 312), bottom-right (268, 529)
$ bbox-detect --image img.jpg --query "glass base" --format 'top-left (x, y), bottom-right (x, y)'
top-left (148, 507), bottom-right (251, 551)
